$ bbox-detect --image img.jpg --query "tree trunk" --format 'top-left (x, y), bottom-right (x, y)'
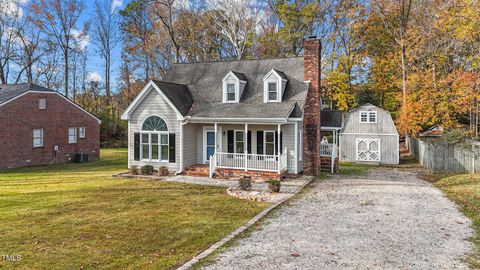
top-left (106, 50), bottom-right (111, 106)
top-left (64, 49), bottom-right (69, 98)
top-left (400, 43), bottom-right (407, 105)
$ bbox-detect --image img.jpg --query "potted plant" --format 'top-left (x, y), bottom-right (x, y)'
top-left (158, 166), bottom-right (169, 176)
top-left (238, 176), bottom-right (252, 190)
top-left (267, 180), bottom-right (281, 193)
top-left (140, 165), bottom-right (154, 175)
top-left (129, 165), bottom-right (139, 175)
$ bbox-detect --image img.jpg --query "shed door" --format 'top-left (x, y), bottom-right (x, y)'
top-left (356, 138), bottom-right (381, 162)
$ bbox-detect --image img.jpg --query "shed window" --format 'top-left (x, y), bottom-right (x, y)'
top-left (33, 129), bottom-right (43, 147)
top-left (226, 83), bottom-right (236, 101)
top-left (360, 111), bottom-right (377, 123)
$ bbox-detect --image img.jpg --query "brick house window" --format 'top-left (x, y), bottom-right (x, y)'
top-left (33, 129), bottom-right (43, 147)
top-left (39, 98), bottom-right (46, 109)
top-left (79, 127), bottom-right (86, 138)
top-left (68, 127), bottom-right (77, 144)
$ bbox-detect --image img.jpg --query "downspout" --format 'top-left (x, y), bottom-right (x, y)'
top-left (175, 119), bottom-right (189, 175)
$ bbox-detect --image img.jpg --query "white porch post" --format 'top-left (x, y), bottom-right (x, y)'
top-left (244, 123), bottom-right (248, 171)
top-left (277, 124), bottom-right (281, 174)
top-left (294, 121), bottom-right (298, 174)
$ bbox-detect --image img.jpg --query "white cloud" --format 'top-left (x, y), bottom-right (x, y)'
top-left (70, 28), bottom-right (90, 51)
top-left (112, 0), bottom-right (123, 11)
top-left (1, 0), bottom-right (25, 18)
top-left (87, 72), bottom-right (102, 83)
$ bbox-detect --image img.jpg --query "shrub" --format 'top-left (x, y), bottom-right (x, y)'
top-left (238, 176), bottom-right (252, 190)
top-left (267, 179), bottom-right (281, 193)
top-left (140, 165), bottom-right (154, 175)
top-left (129, 165), bottom-right (139, 175)
top-left (158, 166), bottom-right (169, 176)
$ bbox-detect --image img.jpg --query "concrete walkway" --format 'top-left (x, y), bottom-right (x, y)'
top-left (201, 168), bottom-right (474, 270)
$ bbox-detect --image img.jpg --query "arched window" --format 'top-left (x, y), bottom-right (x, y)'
top-left (142, 116), bottom-right (168, 131)
top-left (140, 116), bottom-right (169, 161)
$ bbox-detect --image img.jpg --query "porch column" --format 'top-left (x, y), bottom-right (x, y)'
top-left (244, 123), bottom-right (248, 171)
top-left (278, 124), bottom-right (281, 174)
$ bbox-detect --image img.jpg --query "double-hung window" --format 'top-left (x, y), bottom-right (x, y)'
top-left (68, 127), bottom-right (77, 144)
top-left (33, 129), bottom-right (43, 147)
top-left (79, 127), bottom-right (86, 138)
top-left (264, 131), bottom-right (276, 155)
top-left (234, 131), bottom-right (244, 153)
top-left (226, 83), bottom-right (236, 102)
top-left (360, 111), bottom-right (377, 123)
top-left (268, 82), bottom-right (278, 101)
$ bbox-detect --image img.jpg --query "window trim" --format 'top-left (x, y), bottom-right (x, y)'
top-left (33, 128), bottom-right (44, 148)
top-left (267, 82), bottom-right (279, 102)
top-left (233, 130), bottom-right (245, 154)
top-left (359, 111), bottom-right (377, 123)
top-left (263, 69), bottom-right (286, 103)
top-left (140, 116), bottom-right (169, 162)
top-left (226, 82), bottom-right (236, 102)
top-left (39, 98), bottom-right (46, 110)
top-left (68, 127), bottom-right (77, 144)
top-left (263, 130), bottom-right (276, 156)
top-left (79, 126), bottom-right (86, 139)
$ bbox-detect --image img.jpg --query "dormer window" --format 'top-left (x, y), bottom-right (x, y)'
top-left (263, 69), bottom-right (287, 103)
top-left (222, 71), bottom-right (247, 103)
top-left (268, 82), bottom-right (278, 101)
top-left (226, 83), bottom-right (236, 101)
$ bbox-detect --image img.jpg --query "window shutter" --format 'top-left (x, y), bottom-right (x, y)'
top-left (227, 130), bottom-right (234, 153)
top-left (247, 131), bottom-right (252, 154)
top-left (257, 131), bottom-right (263, 154)
top-left (169, 133), bottom-right (176, 163)
top-left (281, 132), bottom-right (283, 154)
top-left (134, 133), bottom-right (140, 161)
top-left (275, 131), bottom-right (283, 154)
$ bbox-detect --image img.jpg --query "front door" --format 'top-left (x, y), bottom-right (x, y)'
top-left (204, 130), bottom-right (216, 163)
top-left (356, 138), bottom-right (381, 162)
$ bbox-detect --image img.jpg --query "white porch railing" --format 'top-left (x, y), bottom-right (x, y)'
top-left (321, 143), bottom-right (338, 173)
top-left (209, 148), bottom-right (288, 178)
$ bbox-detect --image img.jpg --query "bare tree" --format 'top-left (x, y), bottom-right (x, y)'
top-left (32, 0), bottom-right (87, 98)
top-left (373, 0), bottom-right (413, 106)
top-left (206, 0), bottom-right (260, 60)
top-left (150, 0), bottom-right (181, 63)
top-left (0, 0), bottom-right (22, 84)
top-left (92, 0), bottom-right (120, 105)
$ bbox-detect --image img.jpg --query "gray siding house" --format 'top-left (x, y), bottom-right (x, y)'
top-left (121, 37), bottom-right (329, 177)
top-left (339, 104), bottom-right (399, 164)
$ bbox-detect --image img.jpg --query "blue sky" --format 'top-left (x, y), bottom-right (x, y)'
top-left (79, 0), bottom-right (128, 91)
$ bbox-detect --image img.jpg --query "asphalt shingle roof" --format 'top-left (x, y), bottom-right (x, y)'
top-left (159, 57), bottom-right (309, 119)
top-left (152, 80), bottom-right (193, 116)
top-left (0, 83), bottom-right (55, 104)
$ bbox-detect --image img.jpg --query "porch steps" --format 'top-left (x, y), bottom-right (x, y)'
top-left (183, 164), bottom-right (210, 177)
top-left (320, 157), bottom-right (339, 173)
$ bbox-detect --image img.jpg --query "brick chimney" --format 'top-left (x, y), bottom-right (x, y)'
top-left (303, 36), bottom-right (322, 176)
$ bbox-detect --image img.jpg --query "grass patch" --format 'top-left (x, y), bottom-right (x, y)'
top-left (338, 162), bottom-right (372, 175)
top-left (0, 149), bottom-right (267, 269)
top-left (422, 172), bottom-right (480, 268)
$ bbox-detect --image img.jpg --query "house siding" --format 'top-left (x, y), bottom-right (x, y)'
top-left (128, 87), bottom-right (180, 172)
top-left (0, 92), bottom-right (100, 169)
top-left (339, 105), bottom-right (399, 164)
top-left (183, 123), bottom-right (198, 167)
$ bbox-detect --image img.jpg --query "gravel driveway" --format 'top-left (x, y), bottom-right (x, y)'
top-left (201, 167), bottom-right (474, 270)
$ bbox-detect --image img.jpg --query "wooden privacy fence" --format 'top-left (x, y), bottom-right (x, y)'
top-left (407, 136), bottom-right (480, 173)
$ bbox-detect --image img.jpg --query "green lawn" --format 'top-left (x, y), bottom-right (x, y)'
top-left (0, 149), bottom-right (267, 269)
top-left (423, 173), bottom-right (480, 267)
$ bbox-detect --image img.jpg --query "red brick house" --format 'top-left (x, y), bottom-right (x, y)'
top-left (0, 83), bottom-right (101, 169)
